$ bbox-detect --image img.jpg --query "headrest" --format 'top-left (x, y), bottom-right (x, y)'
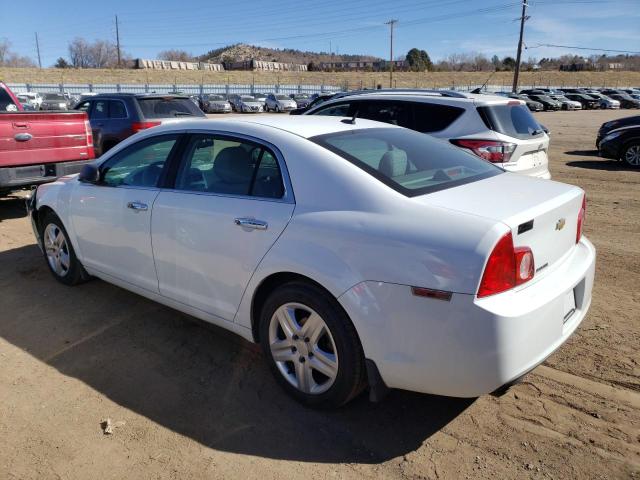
top-left (379, 149), bottom-right (408, 178)
top-left (214, 147), bottom-right (252, 183)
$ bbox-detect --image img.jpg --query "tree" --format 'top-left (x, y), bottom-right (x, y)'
top-left (54, 57), bottom-right (69, 68)
top-left (158, 49), bottom-right (194, 62)
top-left (405, 48), bottom-right (432, 72)
top-left (0, 39), bottom-right (36, 67)
top-left (68, 37), bottom-right (123, 68)
top-left (502, 56), bottom-right (516, 70)
top-left (491, 55), bottom-right (501, 70)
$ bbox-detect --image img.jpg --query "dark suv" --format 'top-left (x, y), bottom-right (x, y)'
top-left (74, 93), bottom-right (205, 157)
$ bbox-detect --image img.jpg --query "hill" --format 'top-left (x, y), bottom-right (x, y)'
top-left (197, 43), bottom-right (380, 65)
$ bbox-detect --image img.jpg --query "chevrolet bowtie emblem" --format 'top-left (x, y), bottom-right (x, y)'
top-left (555, 218), bottom-right (566, 231)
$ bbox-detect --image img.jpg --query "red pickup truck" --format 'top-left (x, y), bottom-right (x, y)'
top-left (0, 82), bottom-right (94, 195)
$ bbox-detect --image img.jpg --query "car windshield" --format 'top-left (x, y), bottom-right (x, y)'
top-left (137, 97), bottom-right (204, 118)
top-left (310, 127), bottom-right (501, 197)
top-left (294, 95), bottom-right (309, 99)
top-left (253, 94), bottom-right (266, 99)
top-left (241, 96), bottom-right (255, 101)
top-left (208, 95), bottom-right (225, 101)
top-left (276, 95), bottom-right (289, 100)
top-left (44, 93), bottom-right (66, 100)
top-left (477, 104), bottom-right (544, 140)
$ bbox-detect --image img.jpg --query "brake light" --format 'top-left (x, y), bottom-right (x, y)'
top-left (84, 119), bottom-right (93, 147)
top-left (131, 121), bottom-right (161, 133)
top-left (478, 232), bottom-right (534, 298)
top-left (451, 139), bottom-right (516, 163)
top-left (576, 194), bottom-right (586, 243)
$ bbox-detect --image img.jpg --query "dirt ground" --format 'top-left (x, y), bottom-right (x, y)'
top-left (0, 109), bottom-right (639, 479)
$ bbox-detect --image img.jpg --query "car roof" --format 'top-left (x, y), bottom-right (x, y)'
top-left (325, 90), bottom-right (517, 106)
top-left (140, 116), bottom-right (400, 139)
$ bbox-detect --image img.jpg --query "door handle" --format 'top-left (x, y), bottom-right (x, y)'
top-left (14, 133), bottom-right (33, 142)
top-left (234, 217), bottom-right (268, 230)
top-left (127, 201), bottom-right (148, 211)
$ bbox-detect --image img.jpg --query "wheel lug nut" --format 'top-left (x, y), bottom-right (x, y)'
top-left (308, 352), bottom-right (314, 358)
top-left (291, 346), bottom-right (297, 353)
top-left (299, 356), bottom-right (305, 363)
top-left (292, 335), bottom-right (299, 341)
top-left (304, 337), bottom-right (310, 343)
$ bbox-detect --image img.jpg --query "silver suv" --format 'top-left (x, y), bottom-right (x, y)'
top-left (304, 90), bottom-right (551, 179)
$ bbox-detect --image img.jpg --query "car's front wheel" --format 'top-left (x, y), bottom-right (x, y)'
top-left (41, 212), bottom-right (89, 286)
top-left (259, 281), bottom-right (366, 407)
top-left (622, 142), bottom-right (640, 168)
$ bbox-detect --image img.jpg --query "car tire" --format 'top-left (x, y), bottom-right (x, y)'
top-left (259, 280), bottom-right (367, 408)
top-left (40, 211), bottom-right (90, 286)
top-left (621, 142), bottom-right (640, 168)
top-left (275, 105), bottom-right (281, 113)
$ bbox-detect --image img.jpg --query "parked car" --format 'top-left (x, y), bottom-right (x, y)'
top-left (290, 94), bottom-right (311, 108)
top-left (601, 90), bottom-right (640, 109)
top-left (16, 91), bottom-right (43, 109)
top-left (26, 116), bottom-right (595, 407)
top-left (229, 95), bottom-right (264, 113)
top-left (596, 114), bottom-right (640, 147)
top-left (584, 92), bottom-right (620, 109)
top-left (265, 93), bottom-right (297, 112)
top-left (523, 94), bottom-right (562, 111)
top-left (563, 93), bottom-right (599, 110)
top-left (290, 93), bottom-right (337, 115)
top-left (519, 88), bottom-right (558, 95)
top-left (305, 90), bottom-right (551, 178)
top-left (74, 93), bottom-right (205, 157)
top-left (40, 92), bottom-right (71, 110)
top-left (548, 94), bottom-right (582, 111)
top-left (199, 94), bottom-right (232, 113)
top-left (252, 93), bottom-right (268, 107)
top-left (0, 82), bottom-right (94, 194)
top-left (598, 123), bottom-right (640, 167)
top-left (16, 94), bottom-right (37, 111)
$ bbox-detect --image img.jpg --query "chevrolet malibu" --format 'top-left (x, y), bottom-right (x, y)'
top-left (27, 117), bottom-right (595, 407)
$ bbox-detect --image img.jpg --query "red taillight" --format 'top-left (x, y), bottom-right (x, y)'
top-left (450, 139), bottom-right (517, 163)
top-left (576, 194), bottom-right (586, 243)
top-left (84, 119), bottom-right (95, 159)
top-left (131, 121), bottom-right (161, 133)
top-left (478, 232), bottom-right (534, 298)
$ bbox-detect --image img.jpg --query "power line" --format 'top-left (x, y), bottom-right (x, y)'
top-left (527, 43), bottom-right (640, 54)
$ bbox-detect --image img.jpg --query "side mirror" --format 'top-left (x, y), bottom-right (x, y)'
top-left (79, 163), bottom-right (100, 184)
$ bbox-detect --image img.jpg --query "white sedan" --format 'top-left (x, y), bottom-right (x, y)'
top-left (27, 117), bottom-right (596, 407)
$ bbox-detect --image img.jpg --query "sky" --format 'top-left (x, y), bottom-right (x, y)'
top-left (3, 0), bottom-right (640, 67)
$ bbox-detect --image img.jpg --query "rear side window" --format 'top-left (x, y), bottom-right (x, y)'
top-left (92, 100), bottom-right (109, 120)
top-left (311, 127), bottom-right (500, 197)
top-left (354, 101), bottom-right (412, 128)
top-left (137, 97), bottom-right (204, 119)
top-left (412, 103), bottom-right (464, 133)
top-left (109, 100), bottom-right (127, 119)
top-left (312, 102), bottom-right (351, 116)
top-left (477, 104), bottom-right (543, 140)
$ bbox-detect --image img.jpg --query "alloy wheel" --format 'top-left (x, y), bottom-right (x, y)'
top-left (624, 145), bottom-right (640, 166)
top-left (268, 302), bottom-right (339, 394)
top-left (44, 223), bottom-right (70, 277)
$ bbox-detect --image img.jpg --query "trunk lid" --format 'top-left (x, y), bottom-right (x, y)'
top-left (415, 173), bottom-right (584, 278)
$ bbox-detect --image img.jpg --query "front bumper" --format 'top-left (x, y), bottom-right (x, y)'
top-left (598, 138), bottom-right (621, 160)
top-left (339, 237), bottom-right (596, 398)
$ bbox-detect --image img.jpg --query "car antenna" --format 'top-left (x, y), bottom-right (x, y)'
top-left (342, 110), bottom-right (358, 125)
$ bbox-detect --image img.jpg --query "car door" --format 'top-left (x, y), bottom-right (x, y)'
top-left (88, 99), bottom-right (109, 155)
top-left (69, 134), bottom-right (182, 292)
top-left (151, 132), bottom-right (295, 322)
top-left (104, 99), bottom-right (130, 150)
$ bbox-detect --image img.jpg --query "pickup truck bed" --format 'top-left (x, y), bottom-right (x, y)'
top-left (0, 110), bottom-right (95, 193)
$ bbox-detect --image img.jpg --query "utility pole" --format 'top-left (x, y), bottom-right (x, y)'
top-left (512, 0), bottom-right (528, 92)
top-left (35, 32), bottom-right (42, 68)
top-left (385, 19), bottom-right (398, 88)
top-left (115, 15), bottom-right (122, 68)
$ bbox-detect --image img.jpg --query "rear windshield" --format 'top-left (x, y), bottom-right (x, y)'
top-left (137, 97), bottom-right (204, 119)
top-left (310, 127), bottom-right (501, 197)
top-left (477, 104), bottom-right (544, 140)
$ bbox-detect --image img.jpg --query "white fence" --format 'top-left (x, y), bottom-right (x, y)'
top-left (6, 83), bottom-right (344, 95)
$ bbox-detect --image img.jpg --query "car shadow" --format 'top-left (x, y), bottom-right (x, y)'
top-left (0, 243), bottom-right (473, 464)
top-left (565, 150), bottom-right (599, 157)
top-left (565, 158), bottom-right (638, 171)
top-left (0, 194), bottom-right (28, 221)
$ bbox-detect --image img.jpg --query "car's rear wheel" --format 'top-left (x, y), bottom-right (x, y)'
top-left (622, 142), bottom-right (640, 168)
top-left (259, 281), bottom-right (366, 407)
top-left (41, 212), bottom-right (89, 286)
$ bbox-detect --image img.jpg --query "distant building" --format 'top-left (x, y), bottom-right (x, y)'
top-left (319, 60), bottom-right (406, 71)
top-left (226, 59), bottom-right (308, 72)
top-left (607, 63), bottom-right (623, 70)
top-left (135, 59), bottom-right (224, 71)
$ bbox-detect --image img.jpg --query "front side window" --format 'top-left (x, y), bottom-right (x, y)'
top-left (311, 127), bottom-right (500, 197)
top-left (174, 134), bottom-right (284, 199)
top-left (101, 135), bottom-right (179, 188)
top-left (75, 101), bottom-right (91, 112)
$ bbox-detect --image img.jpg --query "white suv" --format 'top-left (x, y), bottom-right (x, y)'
top-left (303, 90), bottom-right (551, 179)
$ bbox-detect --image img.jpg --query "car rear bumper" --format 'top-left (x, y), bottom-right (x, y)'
top-left (339, 237), bottom-right (596, 398)
top-left (0, 159), bottom-right (92, 192)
